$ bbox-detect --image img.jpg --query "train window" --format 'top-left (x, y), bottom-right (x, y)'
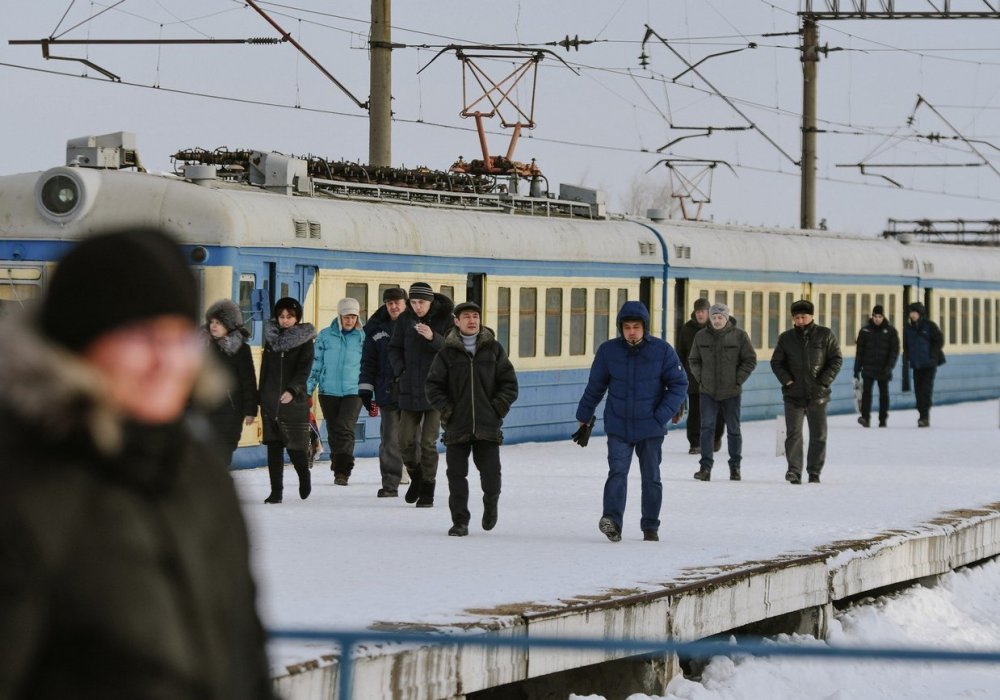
top-left (846, 295), bottom-right (857, 346)
top-left (0, 274), bottom-right (42, 318)
top-left (714, 290), bottom-right (728, 306)
top-left (440, 285), bottom-right (454, 300)
top-left (948, 298), bottom-right (958, 344)
top-left (889, 294), bottom-right (896, 321)
top-left (570, 288), bottom-right (587, 356)
top-left (496, 287), bottom-right (511, 352)
top-left (986, 299), bottom-right (994, 344)
top-left (239, 274), bottom-right (256, 337)
top-left (594, 288), bottom-right (610, 351)
top-left (995, 299), bottom-right (999, 344)
top-left (961, 298), bottom-right (970, 344)
top-left (617, 288), bottom-right (628, 314)
top-left (787, 292), bottom-right (797, 324)
top-left (973, 299), bottom-right (982, 344)
top-left (346, 283), bottom-right (368, 323)
top-left (519, 288), bottom-right (537, 358)
top-left (378, 283), bottom-right (401, 302)
top-left (768, 292), bottom-right (780, 349)
top-left (861, 294), bottom-right (871, 321)
top-left (699, 289), bottom-right (709, 301)
top-left (280, 282), bottom-right (289, 299)
top-left (830, 294), bottom-right (841, 341)
top-left (545, 288), bottom-right (563, 357)
top-left (733, 291), bottom-right (745, 327)
top-left (750, 292), bottom-right (763, 348)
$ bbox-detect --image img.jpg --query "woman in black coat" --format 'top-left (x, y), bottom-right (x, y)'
top-left (204, 299), bottom-right (258, 465)
top-left (259, 297), bottom-right (316, 503)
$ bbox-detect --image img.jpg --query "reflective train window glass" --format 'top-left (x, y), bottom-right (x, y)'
top-left (0, 280), bottom-right (42, 318)
top-left (830, 294), bottom-right (841, 341)
top-left (961, 298), bottom-right (970, 344)
top-left (995, 300), bottom-right (999, 344)
top-left (545, 288), bottom-right (563, 357)
top-left (594, 289), bottom-right (610, 352)
top-left (617, 288), bottom-right (628, 315)
top-left (570, 288), bottom-right (587, 356)
top-left (496, 287), bottom-right (511, 352)
top-left (861, 294), bottom-right (871, 322)
top-left (714, 290), bottom-right (728, 306)
top-left (889, 294), bottom-right (896, 320)
top-left (846, 294), bottom-right (857, 346)
top-left (519, 288), bottom-right (537, 358)
top-left (768, 292), bottom-right (780, 349)
top-left (875, 294), bottom-right (885, 313)
top-left (949, 298), bottom-right (958, 344)
top-left (346, 283), bottom-right (368, 323)
top-left (973, 299), bottom-right (981, 344)
top-left (280, 282), bottom-right (289, 299)
top-left (440, 285), bottom-right (454, 300)
top-left (986, 298), bottom-right (994, 344)
top-left (816, 293), bottom-right (825, 327)
top-left (750, 292), bottom-right (763, 348)
top-left (239, 274), bottom-right (256, 337)
top-left (699, 289), bottom-right (709, 301)
top-left (378, 283), bottom-right (400, 302)
top-left (733, 291), bottom-right (745, 327)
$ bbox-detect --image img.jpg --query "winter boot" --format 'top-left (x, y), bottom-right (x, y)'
top-left (482, 496), bottom-right (499, 531)
top-left (295, 465), bottom-right (311, 500)
top-left (857, 416), bottom-right (870, 428)
top-left (598, 516), bottom-right (621, 543)
top-left (415, 480), bottom-right (436, 508)
top-left (265, 462), bottom-right (283, 503)
top-left (377, 487), bottom-right (398, 498)
top-left (785, 470), bottom-right (802, 485)
top-left (693, 468), bottom-right (711, 481)
top-left (643, 530), bottom-right (659, 542)
top-left (808, 474), bottom-right (821, 484)
top-left (403, 466), bottom-right (422, 504)
top-left (729, 467), bottom-right (741, 481)
top-left (448, 523), bottom-right (469, 537)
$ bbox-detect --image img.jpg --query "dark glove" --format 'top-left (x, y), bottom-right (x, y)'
top-left (572, 416), bottom-right (596, 447)
top-left (359, 389), bottom-right (374, 412)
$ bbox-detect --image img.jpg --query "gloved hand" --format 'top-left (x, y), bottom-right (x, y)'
top-left (359, 389), bottom-right (374, 412)
top-left (572, 416), bottom-right (596, 447)
top-left (368, 401), bottom-right (380, 418)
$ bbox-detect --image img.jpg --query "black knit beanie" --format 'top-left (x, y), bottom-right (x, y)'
top-left (40, 228), bottom-right (198, 352)
top-left (273, 297), bottom-right (303, 321)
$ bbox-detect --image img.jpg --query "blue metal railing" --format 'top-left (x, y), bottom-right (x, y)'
top-left (270, 628), bottom-right (1000, 699)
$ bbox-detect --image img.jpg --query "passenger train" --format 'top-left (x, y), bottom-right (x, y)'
top-left (2, 132), bottom-right (999, 467)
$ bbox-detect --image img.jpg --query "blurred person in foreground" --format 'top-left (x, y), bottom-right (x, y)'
top-left (0, 229), bottom-right (273, 699)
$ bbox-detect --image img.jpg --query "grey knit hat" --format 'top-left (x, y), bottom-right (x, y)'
top-left (709, 303), bottom-right (730, 320)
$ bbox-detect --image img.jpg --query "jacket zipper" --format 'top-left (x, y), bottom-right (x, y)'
top-left (469, 353), bottom-right (476, 431)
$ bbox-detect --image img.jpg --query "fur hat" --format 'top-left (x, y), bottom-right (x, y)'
top-left (382, 287), bottom-right (407, 303)
top-left (908, 301), bottom-right (925, 315)
top-left (273, 297), bottom-right (303, 321)
top-left (337, 297), bottom-right (360, 317)
top-left (39, 228), bottom-right (197, 352)
top-left (408, 282), bottom-right (435, 301)
top-left (206, 299), bottom-right (245, 333)
top-left (453, 301), bottom-right (481, 317)
top-left (709, 303), bottom-right (730, 320)
top-left (790, 299), bottom-right (814, 315)
top-left (693, 298), bottom-right (711, 312)
top-left (872, 304), bottom-right (885, 316)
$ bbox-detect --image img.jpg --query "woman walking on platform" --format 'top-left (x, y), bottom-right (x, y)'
top-left (203, 299), bottom-right (258, 465)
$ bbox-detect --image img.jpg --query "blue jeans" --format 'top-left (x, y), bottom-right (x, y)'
top-left (603, 435), bottom-right (664, 533)
top-left (698, 394), bottom-right (742, 471)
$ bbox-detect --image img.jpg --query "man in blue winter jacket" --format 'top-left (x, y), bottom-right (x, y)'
top-left (575, 301), bottom-right (688, 543)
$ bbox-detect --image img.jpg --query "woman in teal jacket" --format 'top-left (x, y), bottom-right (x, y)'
top-left (308, 298), bottom-right (365, 484)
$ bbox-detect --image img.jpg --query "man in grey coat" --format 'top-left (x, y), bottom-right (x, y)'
top-left (688, 303), bottom-right (757, 481)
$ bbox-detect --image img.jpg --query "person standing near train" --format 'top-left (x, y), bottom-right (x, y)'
top-left (853, 304), bottom-right (900, 428)
top-left (904, 301), bottom-right (945, 428)
top-left (359, 286), bottom-right (410, 498)
top-left (770, 299), bottom-right (843, 485)
top-left (388, 282), bottom-right (455, 508)
top-left (203, 299), bottom-right (258, 465)
top-left (675, 297), bottom-right (725, 455)
top-left (260, 297), bottom-right (316, 503)
top-left (0, 229), bottom-right (274, 698)
top-left (688, 303), bottom-right (757, 482)
top-left (426, 301), bottom-right (519, 537)
top-left (575, 301), bottom-right (688, 543)
top-left (308, 297), bottom-right (365, 486)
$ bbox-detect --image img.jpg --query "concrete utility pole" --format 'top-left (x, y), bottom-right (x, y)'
top-left (369, 0), bottom-right (392, 167)
top-left (800, 19), bottom-right (818, 231)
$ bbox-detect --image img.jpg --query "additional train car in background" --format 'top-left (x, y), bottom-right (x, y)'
top-left (2, 132), bottom-right (999, 467)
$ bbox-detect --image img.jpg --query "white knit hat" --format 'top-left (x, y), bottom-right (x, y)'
top-left (337, 297), bottom-right (360, 316)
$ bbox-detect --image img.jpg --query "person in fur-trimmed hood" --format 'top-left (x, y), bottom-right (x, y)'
top-left (203, 299), bottom-right (258, 465)
top-left (0, 229), bottom-right (274, 699)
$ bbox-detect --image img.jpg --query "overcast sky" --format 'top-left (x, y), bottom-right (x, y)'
top-left (2, 1), bottom-right (999, 233)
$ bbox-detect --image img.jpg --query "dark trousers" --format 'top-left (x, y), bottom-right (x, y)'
top-left (318, 394), bottom-right (363, 476)
top-left (698, 394), bottom-right (742, 471)
top-left (399, 409), bottom-right (441, 483)
top-left (913, 367), bottom-right (937, 419)
top-left (265, 441), bottom-right (309, 496)
top-left (783, 400), bottom-right (828, 478)
top-left (604, 435), bottom-right (664, 533)
top-left (446, 440), bottom-right (501, 526)
top-left (860, 376), bottom-right (890, 423)
top-left (687, 392), bottom-right (724, 449)
top-left (209, 410), bottom-right (244, 466)
top-left (378, 407), bottom-right (404, 489)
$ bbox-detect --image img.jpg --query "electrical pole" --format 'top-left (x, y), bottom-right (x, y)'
top-left (369, 0), bottom-right (392, 167)
top-left (800, 19), bottom-right (818, 230)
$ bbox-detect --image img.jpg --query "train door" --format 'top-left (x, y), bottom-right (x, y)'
top-left (268, 262), bottom-right (317, 321)
top-left (467, 272), bottom-right (486, 322)
top-left (673, 277), bottom-right (688, 344)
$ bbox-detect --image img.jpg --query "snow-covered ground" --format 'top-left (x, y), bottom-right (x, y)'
top-left (591, 557), bottom-right (1000, 700)
top-left (233, 400), bottom-right (1000, 670)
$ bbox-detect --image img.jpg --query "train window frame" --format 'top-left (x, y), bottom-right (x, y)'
top-left (750, 292), bottom-right (763, 348)
top-left (594, 288), bottom-right (610, 352)
top-left (519, 287), bottom-right (537, 359)
top-left (496, 286), bottom-right (511, 353)
top-left (238, 273), bottom-right (257, 340)
top-left (346, 282), bottom-right (369, 324)
top-left (973, 298), bottom-right (982, 344)
top-left (767, 292), bottom-right (780, 349)
top-left (986, 297), bottom-right (994, 345)
top-left (545, 287), bottom-right (563, 357)
top-left (948, 297), bottom-right (958, 344)
top-left (0, 266), bottom-right (44, 318)
top-left (617, 288), bottom-right (628, 315)
top-left (732, 290), bottom-right (746, 329)
top-left (846, 294), bottom-right (857, 347)
top-left (961, 297), bottom-right (970, 345)
top-left (830, 294), bottom-right (842, 343)
top-left (439, 285), bottom-right (455, 301)
top-left (570, 287), bottom-right (587, 356)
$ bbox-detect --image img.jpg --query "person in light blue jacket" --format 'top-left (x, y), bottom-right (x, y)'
top-left (308, 297), bottom-right (365, 485)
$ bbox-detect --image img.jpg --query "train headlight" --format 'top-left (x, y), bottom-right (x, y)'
top-left (34, 167), bottom-right (97, 224)
top-left (39, 175), bottom-right (81, 216)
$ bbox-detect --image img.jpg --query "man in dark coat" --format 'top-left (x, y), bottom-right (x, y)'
top-left (576, 301), bottom-right (688, 543)
top-left (688, 303), bottom-right (757, 482)
top-left (388, 282), bottom-right (455, 507)
top-left (903, 301), bottom-right (945, 428)
top-left (674, 297), bottom-right (724, 454)
top-left (0, 229), bottom-right (274, 699)
top-left (359, 286), bottom-right (409, 497)
top-left (426, 302), bottom-right (519, 537)
top-left (853, 304), bottom-right (900, 428)
top-left (770, 299), bottom-right (843, 485)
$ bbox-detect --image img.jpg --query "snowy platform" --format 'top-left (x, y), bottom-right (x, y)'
top-left (233, 400), bottom-right (1000, 698)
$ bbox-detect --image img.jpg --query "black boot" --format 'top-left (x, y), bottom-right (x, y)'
top-left (297, 466), bottom-right (311, 500)
top-left (415, 480), bottom-right (435, 508)
top-left (265, 461), bottom-right (283, 503)
top-left (482, 496), bottom-right (499, 531)
top-left (404, 467), bottom-right (422, 504)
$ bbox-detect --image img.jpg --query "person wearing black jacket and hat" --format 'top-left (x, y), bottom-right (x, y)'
top-left (674, 297), bottom-right (725, 454)
top-left (904, 301), bottom-right (944, 428)
top-left (203, 298), bottom-right (258, 464)
top-left (853, 304), bottom-right (900, 428)
top-left (770, 299), bottom-right (843, 485)
top-left (426, 301), bottom-right (519, 537)
top-left (388, 282), bottom-right (455, 507)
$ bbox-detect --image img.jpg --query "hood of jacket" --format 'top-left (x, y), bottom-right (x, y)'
top-left (443, 325), bottom-right (497, 351)
top-left (617, 300), bottom-right (651, 338)
top-left (264, 319), bottom-right (316, 351)
top-left (400, 292), bottom-right (456, 330)
top-left (363, 304), bottom-right (395, 335)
